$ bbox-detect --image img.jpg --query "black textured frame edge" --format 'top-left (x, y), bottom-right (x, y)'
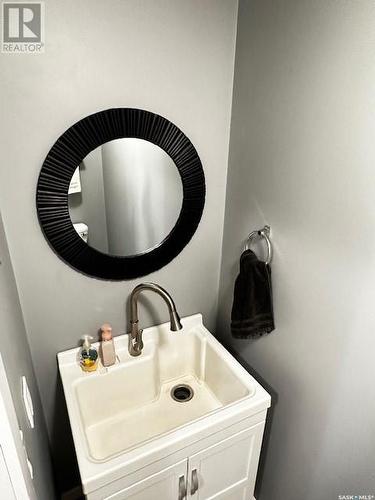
top-left (36, 108), bottom-right (205, 280)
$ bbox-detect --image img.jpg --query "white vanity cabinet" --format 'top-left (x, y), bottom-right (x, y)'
top-left (87, 420), bottom-right (265, 500)
top-left (58, 315), bottom-right (271, 500)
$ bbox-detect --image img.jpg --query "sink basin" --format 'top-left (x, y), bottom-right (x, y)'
top-left (75, 321), bottom-right (250, 461)
top-left (58, 314), bottom-right (270, 493)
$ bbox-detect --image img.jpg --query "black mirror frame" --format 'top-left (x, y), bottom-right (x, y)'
top-left (36, 108), bottom-right (205, 280)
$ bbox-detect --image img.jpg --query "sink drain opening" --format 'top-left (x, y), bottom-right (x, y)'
top-left (171, 384), bottom-right (194, 402)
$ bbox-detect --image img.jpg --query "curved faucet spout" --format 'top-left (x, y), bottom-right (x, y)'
top-left (128, 283), bottom-right (182, 356)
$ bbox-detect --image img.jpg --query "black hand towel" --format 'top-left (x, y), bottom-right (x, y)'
top-left (231, 249), bottom-right (275, 338)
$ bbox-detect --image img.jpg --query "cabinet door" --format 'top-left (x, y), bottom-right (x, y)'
top-left (104, 459), bottom-right (188, 500)
top-left (187, 423), bottom-right (265, 500)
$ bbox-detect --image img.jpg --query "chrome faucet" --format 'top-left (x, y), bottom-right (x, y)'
top-left (128, 283), bottom-right (183, 356)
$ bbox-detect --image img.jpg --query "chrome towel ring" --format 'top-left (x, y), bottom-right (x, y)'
top-left (244, 225), bottom-right (272, 265)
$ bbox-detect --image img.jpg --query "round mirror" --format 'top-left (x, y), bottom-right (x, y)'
top-left (37, 108), bottom-right (205, 280)
top-left (68, 138), bottom-right (183, 256)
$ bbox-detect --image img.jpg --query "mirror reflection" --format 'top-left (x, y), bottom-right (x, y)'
top-left (68, 138), bottom-right (183, 256)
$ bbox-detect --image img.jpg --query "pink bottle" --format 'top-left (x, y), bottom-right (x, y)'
top-left (99, 323), bottom-right (116, 367)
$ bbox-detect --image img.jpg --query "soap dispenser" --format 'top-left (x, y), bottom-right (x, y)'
top-left (79, 335), bottom-right (98, 372)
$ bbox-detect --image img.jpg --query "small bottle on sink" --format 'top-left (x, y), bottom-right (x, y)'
top-left (79, 335), bottom-right (98, 372)
top-left (99, 323), bottom-right (116, 367)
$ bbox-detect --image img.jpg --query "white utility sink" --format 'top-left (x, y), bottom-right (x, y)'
top-left (58, 314), bottom-right (271, 497)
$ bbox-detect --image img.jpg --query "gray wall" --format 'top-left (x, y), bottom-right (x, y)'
top-left (0, 0), bottom-right (238, 492)
top-left (217, 1), bottom-right (375, 499)
top-left (0, 215), bottom-right (55, 500)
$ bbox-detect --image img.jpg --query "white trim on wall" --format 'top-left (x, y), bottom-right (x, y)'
top-left (0, 353), bottom-right (36, 500)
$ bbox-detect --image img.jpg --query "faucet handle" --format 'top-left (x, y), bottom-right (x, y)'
top-left (100, 323), bottom-right (113, 341)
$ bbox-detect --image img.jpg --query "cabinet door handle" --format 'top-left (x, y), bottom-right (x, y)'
top-left (191, 469), bottom-right (199, 495)
top-left (178, 475), bottom-right (187, 500)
